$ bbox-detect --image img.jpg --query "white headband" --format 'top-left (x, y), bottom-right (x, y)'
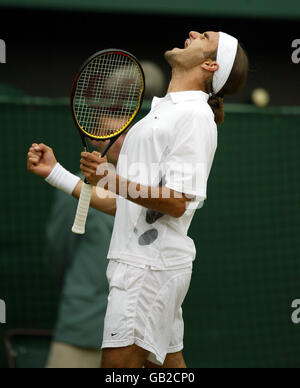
top-left (212, 32), bottom-right (238, 95)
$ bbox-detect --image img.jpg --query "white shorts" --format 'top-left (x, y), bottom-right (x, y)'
top-left (101, 260), bottom-right (192, 365)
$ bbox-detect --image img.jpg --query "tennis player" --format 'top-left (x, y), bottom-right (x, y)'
top-left (27, 31), bottom-right (248, 368)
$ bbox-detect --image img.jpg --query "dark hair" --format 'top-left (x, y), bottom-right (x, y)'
top-left (207, 43), bottom-right (249, 125)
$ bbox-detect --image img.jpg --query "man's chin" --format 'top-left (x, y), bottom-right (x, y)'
top-left (164, 48), bottom-right (182, 66)
top-left (164, 48), bottom-right (176, 61)
top-left (166, 47), bottom-right (182, 53)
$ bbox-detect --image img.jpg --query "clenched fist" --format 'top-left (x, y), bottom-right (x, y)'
top-left (27, 143), bottom-right (57, 178)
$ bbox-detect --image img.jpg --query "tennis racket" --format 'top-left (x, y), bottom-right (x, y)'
top-left (71, 49), bottom-right (145, 234)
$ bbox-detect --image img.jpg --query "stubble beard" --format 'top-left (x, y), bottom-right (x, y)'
top-left (164, 49), bottom-right (173, 66)
top-left (164, 48), bottom-right (181, 69)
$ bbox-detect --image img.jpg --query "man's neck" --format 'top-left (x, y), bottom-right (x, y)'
top-left (166, 67), bottom-right (207, 94)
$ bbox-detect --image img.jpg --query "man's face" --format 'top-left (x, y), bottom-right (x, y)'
top-left (165, 31), bottom-right (219, 69)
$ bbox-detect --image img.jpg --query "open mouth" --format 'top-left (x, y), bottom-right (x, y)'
top-left (184, 38), bottom-right (191, 49)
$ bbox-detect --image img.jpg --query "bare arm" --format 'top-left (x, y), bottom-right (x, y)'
top-left (80, 152), bottom-right (191, 218)
top-left (114, 175), bottom-right (190, 218)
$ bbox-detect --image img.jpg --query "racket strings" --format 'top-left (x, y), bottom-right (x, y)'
top-left (74, 53), bottom-right (143, 138)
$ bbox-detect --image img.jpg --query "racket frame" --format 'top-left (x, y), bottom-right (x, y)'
top-left (70, 48), bottom-right (145, 154)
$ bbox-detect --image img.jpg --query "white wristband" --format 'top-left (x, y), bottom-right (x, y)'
top-left (45, 163), bottom-right (81, 195)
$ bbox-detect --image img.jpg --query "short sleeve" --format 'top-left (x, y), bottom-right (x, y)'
top-left (164, 110), bottom-right (214, 201)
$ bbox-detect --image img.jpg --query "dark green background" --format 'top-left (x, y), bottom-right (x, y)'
top-left (0, 0), bottom-right (299, 20)
top-left (0, 97), bottom-right (300, 368)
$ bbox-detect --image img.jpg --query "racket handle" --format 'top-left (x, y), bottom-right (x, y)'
top-left (72, 182), bottom-right (93, 234)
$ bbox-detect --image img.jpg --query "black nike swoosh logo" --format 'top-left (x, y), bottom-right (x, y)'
top-left (111, 333), bottom-right (118, 337)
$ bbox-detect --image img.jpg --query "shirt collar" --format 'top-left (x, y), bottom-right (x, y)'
top-left (151, 90), bottom-right (209, 109)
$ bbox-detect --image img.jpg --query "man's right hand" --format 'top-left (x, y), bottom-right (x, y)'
top-left (27, 143), bottom-right (58, 178)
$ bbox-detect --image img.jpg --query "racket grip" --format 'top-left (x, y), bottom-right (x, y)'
top-left (72, 182), bottom-right (93, 234)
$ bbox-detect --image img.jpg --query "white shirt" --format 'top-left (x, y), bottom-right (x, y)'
top-left (107, 91), bottom-right (218, 269)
